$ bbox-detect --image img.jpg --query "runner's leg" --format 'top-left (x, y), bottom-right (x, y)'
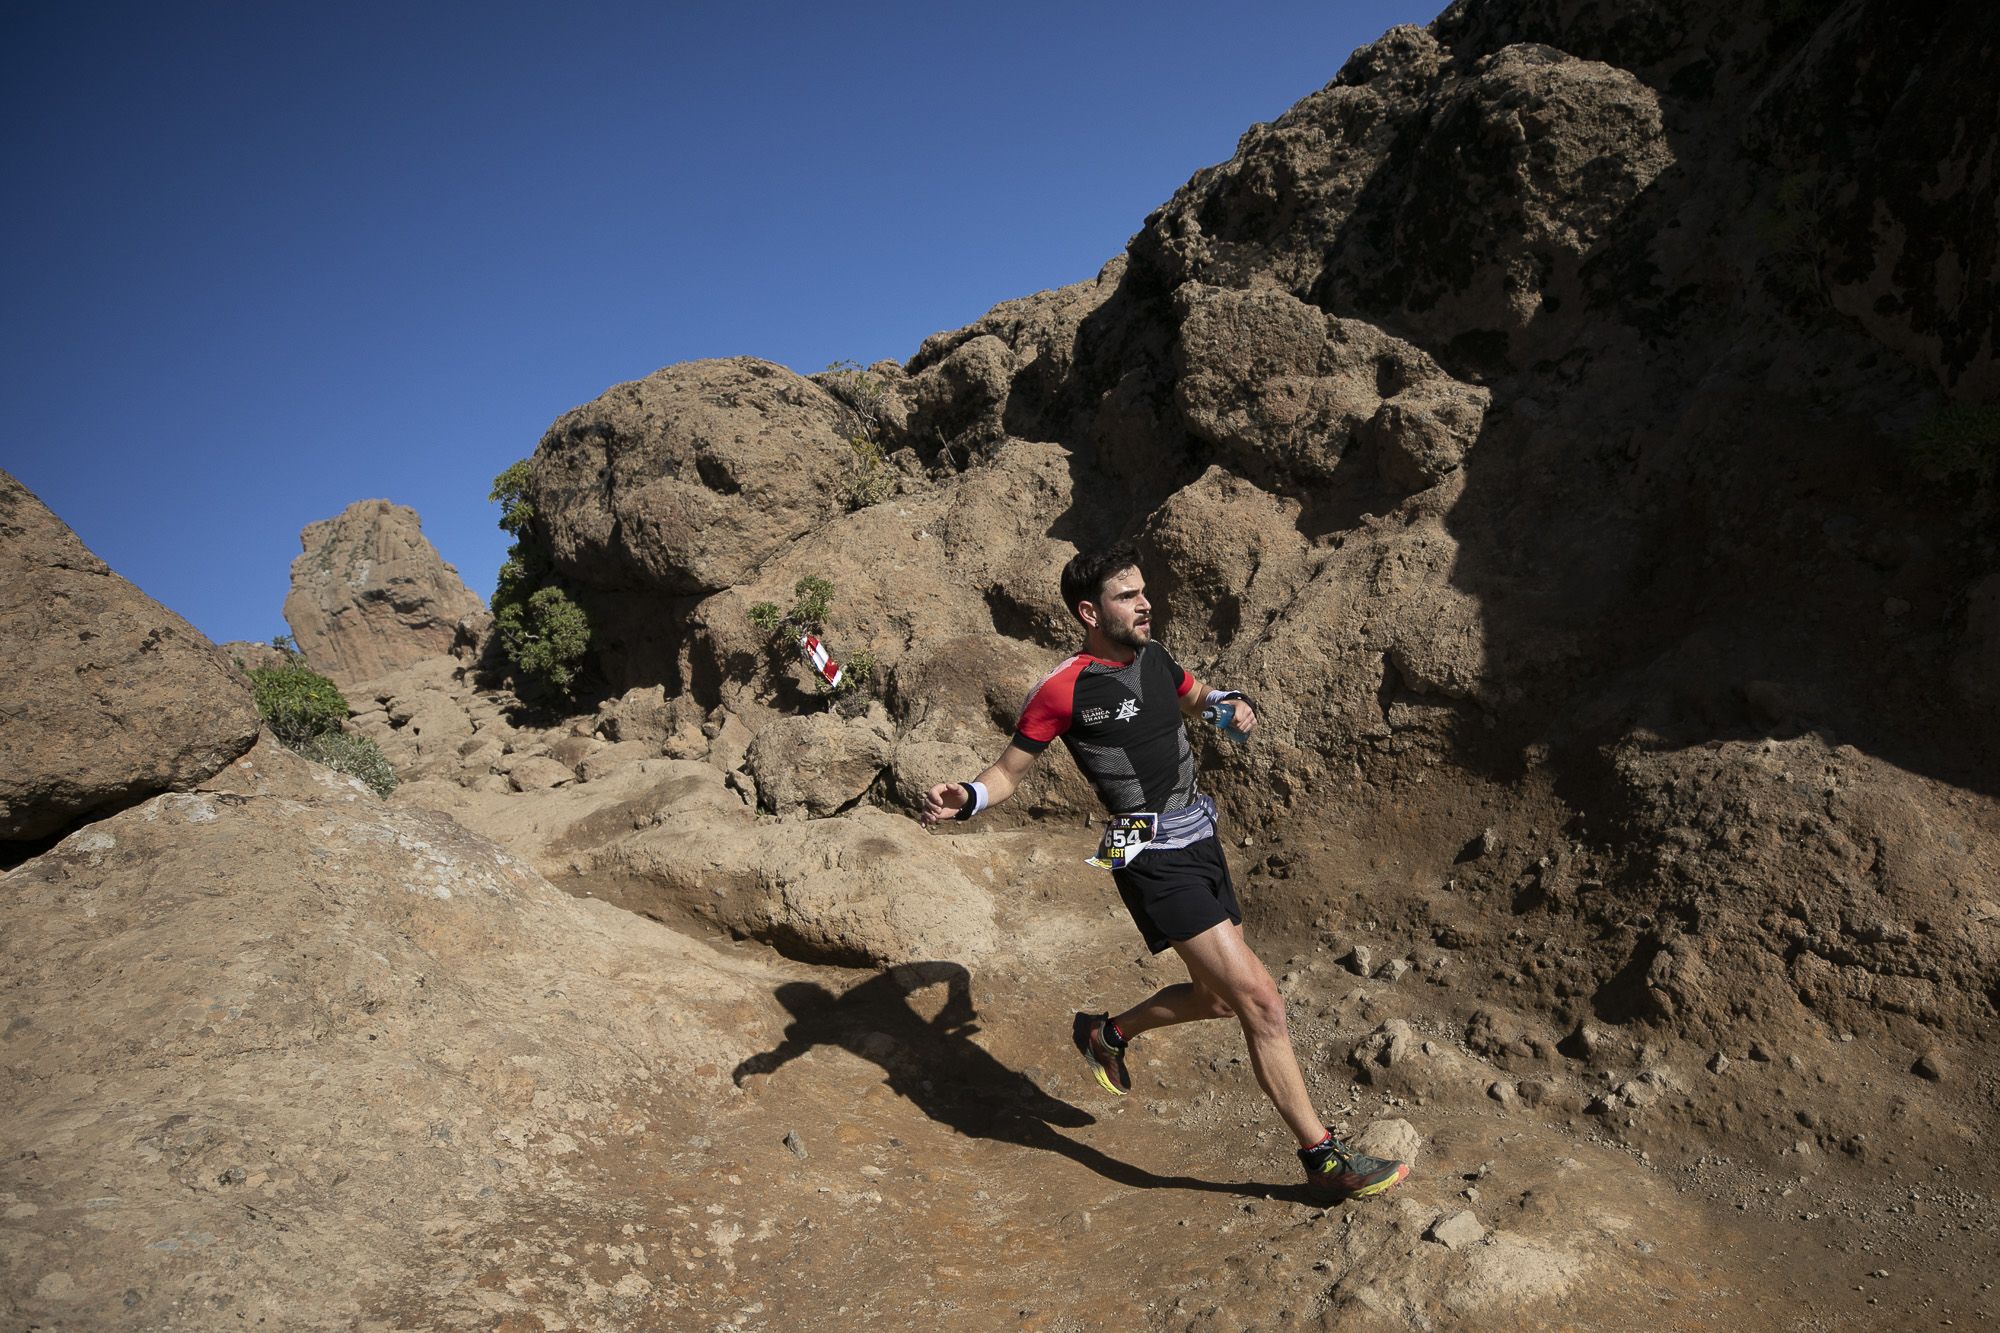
top-left (1112, 980), bottom-right (1233, 1038)
top-left (1171, 920), bottom-right (1327, 1148)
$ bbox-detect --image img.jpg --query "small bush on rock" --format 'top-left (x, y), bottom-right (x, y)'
top-left (843, 435), bottom-right (895, 509)
top-left (298, 730), bottom-right (398, 797)
top-left (247, 660), bottom-right (349, 746)
top-left (246, 658), bottom-right (397, 796)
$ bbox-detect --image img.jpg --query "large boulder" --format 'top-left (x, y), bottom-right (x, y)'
top-left (1131, 32), bottom-right (1672, 371)
top-left (582, 804), bottom-right (1001, 968)
top-left (405, 755), bottom-right (999, 970)
top-left (282, 499), bottom-right (486, 688)
top-left (534, 357), bottom-right (857, 600)
top-left (0, 470), bottom-right (260, 845)
top-left (1171, 284), bottom-right (1489, 493)
top-left (529, 357), bottom-right (860, 682)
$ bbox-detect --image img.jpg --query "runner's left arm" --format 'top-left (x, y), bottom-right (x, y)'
top-left (921, 742), bottom-right (1039, 825)
top-left (1179, 670), bottom-right (1258, 734)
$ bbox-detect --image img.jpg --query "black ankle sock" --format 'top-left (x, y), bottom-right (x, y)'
top-left (1300, 1132), bottom-right (1335, 1163)
top-left (1102, 1017), bottom-right (1128, 1050)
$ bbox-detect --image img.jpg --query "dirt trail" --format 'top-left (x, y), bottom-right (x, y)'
top-left (371, 823), bottom-right (1998, 1331)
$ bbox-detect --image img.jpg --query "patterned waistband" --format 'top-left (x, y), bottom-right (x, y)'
top-left (1149, 795), bottom-right (1217, 851)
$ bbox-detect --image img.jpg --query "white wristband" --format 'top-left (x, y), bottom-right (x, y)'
top-left (954, 780), bottom-right (990, 820)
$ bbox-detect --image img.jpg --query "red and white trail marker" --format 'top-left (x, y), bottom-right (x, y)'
top-left (798, 633), bottom-right (842, 690)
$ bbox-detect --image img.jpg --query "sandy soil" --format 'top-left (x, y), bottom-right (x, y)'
top-left (369, 821), bottom-right (1997, 1331)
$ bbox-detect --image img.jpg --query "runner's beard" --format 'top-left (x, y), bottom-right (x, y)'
top-left (1103, 618), bottom-right (1152, 651)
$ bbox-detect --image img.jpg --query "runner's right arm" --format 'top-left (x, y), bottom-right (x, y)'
top-left (921, 742), bottom-right (1038, 825)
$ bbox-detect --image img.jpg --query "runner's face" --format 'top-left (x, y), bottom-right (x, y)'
top-left (1090, 567), bottom-right (1151, 651)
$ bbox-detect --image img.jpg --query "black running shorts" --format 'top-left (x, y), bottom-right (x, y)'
top-left (1111, 836), bottom-right (1243, 954)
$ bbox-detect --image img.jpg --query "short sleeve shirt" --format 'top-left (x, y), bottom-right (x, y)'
top-left (1012, 642), bottom-right (1201, 815)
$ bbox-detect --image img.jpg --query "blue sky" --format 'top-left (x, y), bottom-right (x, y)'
top-left (4, 1), bottom-right (1438, 646)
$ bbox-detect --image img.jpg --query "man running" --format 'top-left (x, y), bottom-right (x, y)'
top-left (921, 544), bottom-right (1408, 1203)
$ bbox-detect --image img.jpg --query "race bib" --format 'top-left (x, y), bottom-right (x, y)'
top-left (1086, 812), bottom-right (1158, 870)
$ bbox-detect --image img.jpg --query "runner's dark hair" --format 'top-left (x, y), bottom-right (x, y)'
top-left (1060, 542), bottom-right (1143, 623)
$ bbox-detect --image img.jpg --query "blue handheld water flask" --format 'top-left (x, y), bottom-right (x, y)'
top-left (1202, 702), bottom-right (1249, 743)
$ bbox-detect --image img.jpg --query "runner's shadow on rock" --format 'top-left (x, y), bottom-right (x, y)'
top-left (733, 961), bottom-right (1282, 1201)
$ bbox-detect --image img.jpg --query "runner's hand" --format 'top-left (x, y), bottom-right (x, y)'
top-left (1226, 698), bottom-right (1257, 734)
top-left (921, 782), bottom-right (967, 826)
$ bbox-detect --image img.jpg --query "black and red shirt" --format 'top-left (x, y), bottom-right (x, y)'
top-left (1012, 642), bottom-right (1201, 815)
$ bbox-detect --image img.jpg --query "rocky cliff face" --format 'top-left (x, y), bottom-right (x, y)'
top-left (282, 499), bottom-right (486, 687)
top-left (499, 0), bottom-right (1997, 1145)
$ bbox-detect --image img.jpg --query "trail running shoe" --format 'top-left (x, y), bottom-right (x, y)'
top-left (1072, 1011), bottom-right (1131, 1096)
top-left (1301, 1137), bottom-right (1409, 1202)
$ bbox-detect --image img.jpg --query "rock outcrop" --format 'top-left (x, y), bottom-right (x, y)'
top-left (282, 499), bottom-right (486, 687)
top-left (1, 737), bottom-right (764, 1329)
top-left (0, 470), bottom-right (259, 846)
top-left (479, 0), bottom-right (2000, 1174)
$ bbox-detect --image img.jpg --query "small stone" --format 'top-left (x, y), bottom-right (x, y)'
top-left (1487, 1081), bottom-right (1516, 1106)
top-left (1352, 1118), bottom-right (1423, 1169)
top-left (217, 1166), bottom-right (247, 1187)
top-left (783, 1130), bottom-right (807, 1159)
top-left (1428, 1210), bottom-right (1485, 1250)
top-left (1748, 1040), bottom-right (1775, 1062)
top-left (1345, 945), bottom-right (1377, 977)
top-left (1872, 1268), bottom-right (1889, 1279)
top-left (1564, 1022), bottom-right (1605, 1060)
top-left (1378, 958), bottom-right (1411, 984)
top-left (1913, 1051), bottom-right (1945, 1082)
top-left (1708, 1051), bottom-right (1730, 1074)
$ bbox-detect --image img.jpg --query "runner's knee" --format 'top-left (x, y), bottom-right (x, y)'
top-left (1233, 982), bottom-right (1287, 1037)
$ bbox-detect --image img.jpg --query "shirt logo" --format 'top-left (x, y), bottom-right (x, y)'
top-left (1080, 706), bottom-right (1110, 725)
top-left (1114, 698), bottom-right (1140, 723)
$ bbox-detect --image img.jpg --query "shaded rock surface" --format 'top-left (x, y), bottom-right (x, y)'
top-left (0, 470), bottom-right (258, 845)
top-left (282, 499), bottom-right (486, 687)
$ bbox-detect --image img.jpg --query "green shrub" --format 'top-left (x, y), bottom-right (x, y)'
top-left (843, 434), bottom-right (895, 509)
top-left (820, 359), bottom-right (887, 435)
top-left (245, 659), bottom-right (397, 797)
top-left (488, 458), bottom-right (593, 699)
top-left (490, 460), bottom-right (536, 537)
top-left (247, 661), bottom-right (350, 746)
top-left (496, 582), bottom-right (592, 696)
top-left (298, 730), bottom-right (398, 797)
top-left (1909, 404), bottom-right (2000, 484)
